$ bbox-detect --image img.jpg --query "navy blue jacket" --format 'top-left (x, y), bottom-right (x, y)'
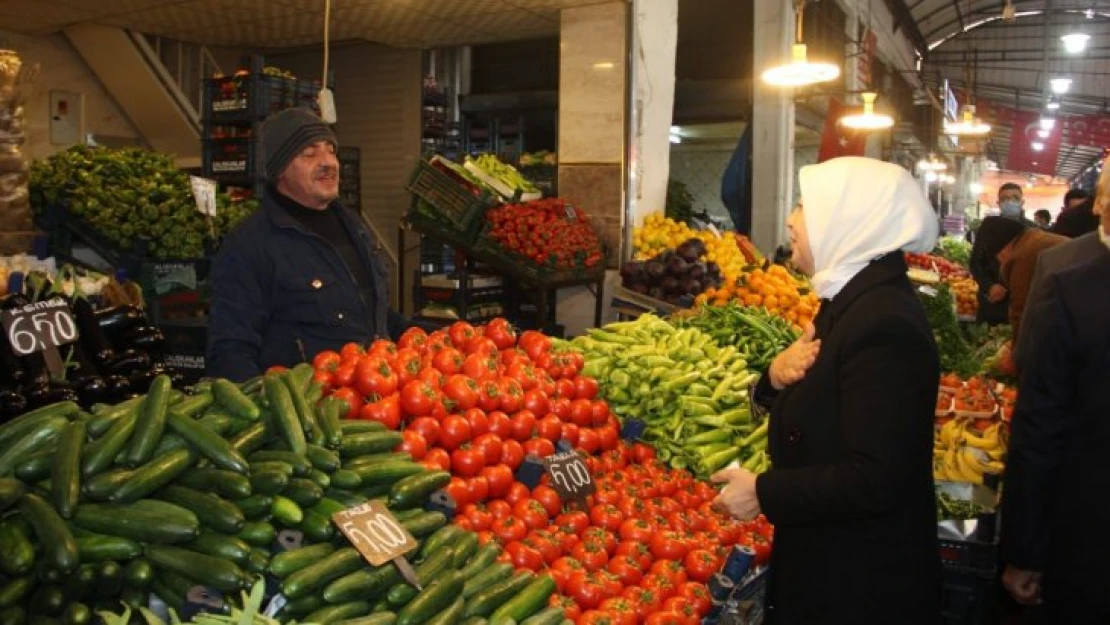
top-left (206, 189), bottom-right (406, 381)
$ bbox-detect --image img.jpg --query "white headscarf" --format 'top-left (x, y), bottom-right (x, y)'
top-left (798, 157), bottom-right (938, 300)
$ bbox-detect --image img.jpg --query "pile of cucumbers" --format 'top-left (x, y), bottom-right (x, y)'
top-left (0, 365), bottom-right (559, 625)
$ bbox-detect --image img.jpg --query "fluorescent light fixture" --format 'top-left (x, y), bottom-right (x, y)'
top-left (762, 43), bottom-right (840, 87)
top-left (1050, 78), bottom-right (1073, 94)
top-left (1037, 129), bottom-right (1050, 139)
top-left (1061, 33), bottom-right (1090, 53)
top-left (670, 126), bottom-right (680, 134)
top-left (944, 104), bottom-right (991, 136)
top-left (839, 92), bottom-right (894, 130)
top-left (1046, 96), bottom-right (1061, 111)
top-left (669, 134), bottom-right (682, 144)
top-left (1039, 117), bottom-right (1056, 130)
top-left (1032, 141), bottom-right (1045, 151)
top-left (969, 182), bottom-right (984, 194)
top-left (924, 171), bottom-right (939, 182)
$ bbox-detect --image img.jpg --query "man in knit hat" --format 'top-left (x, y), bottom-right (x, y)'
top-left (206, 108), bottom-right (408, 381)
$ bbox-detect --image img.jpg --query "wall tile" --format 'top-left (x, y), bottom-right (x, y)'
top-left (558, 3), bottom-right (627, 165)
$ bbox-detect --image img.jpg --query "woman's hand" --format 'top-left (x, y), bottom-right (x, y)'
top-left (769, 323), bottom-right (821, 390)
top-left (711, 468), bottom-right (761, 520)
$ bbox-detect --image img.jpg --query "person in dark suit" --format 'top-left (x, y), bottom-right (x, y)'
top-left (713, 157), bottom-right (941, 624)
top-left (1050, 189), bottom-right (1096, 238)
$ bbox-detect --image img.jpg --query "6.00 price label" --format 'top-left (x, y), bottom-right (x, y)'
top-left (1, 298), bottom-right (79, 356)
top-left (544, 450), bottom-right (596, 502)
top-left (332, 501), bottom-right (417, 567)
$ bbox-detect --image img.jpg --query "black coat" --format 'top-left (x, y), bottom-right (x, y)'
top-left (1001, 251), bottom-right (1110, 624)
top-left (754, 253), bottom-right (941, 625)
top-left (206, 189), bottom-right (407, 381)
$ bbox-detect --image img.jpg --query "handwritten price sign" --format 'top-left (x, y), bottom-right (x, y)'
top-left (1, 298), bottom-right (79, 356)
top-left (332, 501), bottom-right (417, 567)
top-left (544, 450), bottom-right (596, 502)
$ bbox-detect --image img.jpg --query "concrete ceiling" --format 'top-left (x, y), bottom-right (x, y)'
top-left (0, 0), bottom-right (621, 48)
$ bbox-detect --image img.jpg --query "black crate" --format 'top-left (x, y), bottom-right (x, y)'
top-left (406, 160), bottom-right (496, 242)
top-left (158, 321), bottom-right (208, 384)
top-left (202, 138), bottom-right (260, 183)
top-left (205, 75), bottom-right (296, 123)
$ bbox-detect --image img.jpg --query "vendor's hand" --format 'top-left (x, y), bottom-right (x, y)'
top-left (987, 284), bottom-right (1008, 304)
top-left (769, 323), bottom-right (820, 390)
top-left (1002, 566), bottom-right (1043, 606)
top-left (711, 468), bottom-right (761, 521)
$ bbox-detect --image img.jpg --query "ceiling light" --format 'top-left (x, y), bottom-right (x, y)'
top-left (1039, 117), bottom-right (1056, 130)
top-left (839, 92), bottom-right (894, 130)
top-left (970, 182), bottom-right (984, 194)
top-left (1085, 8), bottom-right (1095, 19)
top-left (1050, 78), bottom-right (1073, 94)
top-left (670, 126), bottom-right (680, 134)
top-left (669, 134), bottom-right (682, 144)
top-left (1037, 129), bottom-right (1050, 139)
top-left (1002, 1), bottom-right (1017, 21)
top-left (917, 156), bottom-right (948, 172)
top-left (944, 175), bottom-right (957, 184)
top-left (1032, 141), bottom-right (1045, 151)
top-left (1061, 33), bottom-right (1090, 53)
top-left (592, 62), bottom-right (615, 70)
top-left (1046, 96), bottom-right (1061, 111)
top-left (1025, 180), bottom-right (1033, 188)
top-left (944, 104), bottom-right (991, 136)
top-left (762, 43), bottom-right (840, 87)
top-left (925, 171), bottom-right (939, 182)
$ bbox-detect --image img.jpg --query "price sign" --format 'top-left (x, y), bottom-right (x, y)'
top-left (1, 297), bottom-right (79, 356)
top-left (190, 176), bottom-right (218, 217)
top-left (333, 501), bottom-right (418, 567)
top-left (543, 450), bottom-right (596, 502)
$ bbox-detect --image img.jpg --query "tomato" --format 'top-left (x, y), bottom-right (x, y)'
top-left (649, 560), bottom-right (688, 586)
top-left (399, 380), bottom-right (437, 418)
top-left (549, 595), bottom-right (582, 623)
top-left (398, 431), bottom-right (427, 460)
top-left (615, 541), bottom-right (653, 571)
top-left (442, 374), bottom-right (480, 411)
top-left (555, 510), bottom-right (590, 534)
top-left (354, 356), bottom-right (397, 399)
top-left (500, 348), bottom-right (529, 368)
top-left (589, 505), bottom-right (623, 533)
top-left (631, 443), bottom-right (657, 465)
top-left (448, 321), bottom-right (478, 352)
top-left (598, 599), bottom-right (638, 625)
top-left (480, 464), bottom-right (513, 499)
top-left (641, 574), bottom-right (677, 601)
top-left (431, 348), bottom-right (464, 376)
top-left (507, 361), bottom-right (539, 391)
top-left (466, 475), bottom-right (490, 504)
top-left (488, 499), bottom-right (512, 520)
top-left (644, 611), bottom-right (686, 625)
top-left (677, 582), bottom-right (713, 615)
top-left (577, 428), bottom-right (600, 455)
top-left (484, 318), bottom-right (518, 351)
top-left (312, 350), bottom-right (341, 371)
top-left (451, 447), bottom-right (486, 478)
top-left (575, 376), bottom-right (600, 400)
top-left (520, 389), bottom-right (549, 417)
top-left (567, 576), bottom-right (607, 611)
top-left (522, 437), bottom-right (555, 458)
top-left (509, 410), bottom-right (536, 442)
top-left (565, 352), bottom-right (585, 374)
top-left (463, 409), bottom-right (490, 437)
top-left (622, 587), bottom-right (664, 623)
top-left (569, 399), bottom-right (594, 428)
top-left (464, 353), bottom-right (500, 381)
top-left (738, 531), bottom-right (773, 567)
top-left (408, 417), bottom-right (440, 447)
top-left (328, 387), bottom-right (360, 420)
top-left (650, 531), bottom-right (690, 561)
top-left (571, 542), bottom-right (610, 571)
top-left (454, 516), bottom-right (474, 532)
top-left (487, 410), bottom-right (512, 439)
top-left (555, 379), bottom-right (577, 400)
top-left (536, 414), bottom-right (563, 442)
top-left (595, 426), bottom-right (619, 453)
top-left (493, 516), bottom-right (528, 543)
top-left (311, 369), bottom-right (334, 393)
top-left (606, 555), bottom-right (644, 587)
top-left (389, 348), bottom-right (421, 386)
top-left (505, 541), bottom-right (545, 571)
top-left (560, 423), bottom-right (581, 447)
top-left (471, 433), bottom-right (503, 466)
top-left (397, 327), bottom-right (427, 350)
top-left (418, 368), bottom-right (446, 390)
top-left (583, 528), bottom-right (618, 555)
top-left (578, 611), bottom-right (616, 625)
top-left (498, 378), bottom-right (525, 413)
top-left (618, 518), bottom-right (654, 544)
top-left (683, 549), bottom-right (719, 584)
top-left (446, 476), bottom-right (470, 507)
top-left (423, 447), bottom-right (451, 472)
top-left (438, 415), bottom-right (472, 451)
top-left (340, 342), bottom-right (365, 362)
top-left (462, 503), bottom-right (494, 531)
top-left (512, 499), bottom-right (550, 530)
top-left (500, 439), bottom-right (525, 469)
top-left (593, 483), bottom-right (621, 506)
top-left (332, 362), bottom-right (355, 389)
top-left (532, 485), bottom-right (563, 518)
top-left (504, 481), bottom-right (531, 506)
top-left (527, 532), bottom-right (563, 565)
top-left (519, 331), bottom-right (551, 361)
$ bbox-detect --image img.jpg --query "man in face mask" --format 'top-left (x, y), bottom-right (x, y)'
top-left (970, 184), bottom-right (1036, 324)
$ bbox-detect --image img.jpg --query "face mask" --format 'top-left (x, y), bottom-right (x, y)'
top-left (1000, 200), bottom-right (1022, 217)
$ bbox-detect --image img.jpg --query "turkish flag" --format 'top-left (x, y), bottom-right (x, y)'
top-left (1065, 115), bottom-right (1110, 147)
top-left (1006, 110), bottom-right (1063, 176)
top-left (818, 98), bottom-right (867, 162)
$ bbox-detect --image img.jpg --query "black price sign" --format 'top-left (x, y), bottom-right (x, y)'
top-left (544, 450), bottom-right (596, 502)
top-left (1, 298), bottom-right (79, 356)
top-left (333, 501), bottom-right (417, 566)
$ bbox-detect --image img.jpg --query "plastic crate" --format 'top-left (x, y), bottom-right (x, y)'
top-left (406, 160), bottom-right (496, 241)
top-left (205, 75), bottom-right (296, 123)
top-left (202, 138), bottom-right (260, 182)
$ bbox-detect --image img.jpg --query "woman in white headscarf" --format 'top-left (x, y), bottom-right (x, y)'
top-left (713, 157), bottom-right (942, 624)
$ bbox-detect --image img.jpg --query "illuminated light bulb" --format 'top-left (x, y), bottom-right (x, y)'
top-left (1061, 33), bottom-right (1090, 53)
top-left (1037, 129), bottom-right (1050, 139)
top-left (840, 92), bottom-right (894, 130)
top-left (1050, 78), bottom-right (1072, 94)
top-left (970, 182), bottom-right (984, 194)
top-left (1039, 117), bottom-right (1056, 131)
top-left (944, 105), bottom-right (991, 136)
top-left (1032, 141), bottom-right (1045, 151)
top-left (761, 43), bottom-right (840, 87)
top-left (925, 171), bottom-right (939, 182)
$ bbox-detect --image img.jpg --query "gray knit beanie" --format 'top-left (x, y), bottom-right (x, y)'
top-left (260, 107), bottom-right (338, 181)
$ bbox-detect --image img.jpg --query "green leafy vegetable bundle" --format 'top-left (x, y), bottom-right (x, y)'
top-left (672, 302), bottom-right (799, 373)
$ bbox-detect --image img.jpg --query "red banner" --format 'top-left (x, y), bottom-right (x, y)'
top-left (1006, 109), bottom-right (1064, 176)
top-left (818, 98), bottom-right (867, 163)
top-left (1064, 115), bottom-right (1110, 147)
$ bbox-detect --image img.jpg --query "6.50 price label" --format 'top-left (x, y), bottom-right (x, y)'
top-left (332, 501), bottom-right (417, 567)
top-left (1, 298), bottom-right (79, 356)
top-left (544, 450), bottom-right (596, 502)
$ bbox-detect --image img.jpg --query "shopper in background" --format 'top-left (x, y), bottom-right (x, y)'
top-left (1033, 209), bottom-right (1052, 229)
top-left (207, 107), bottom-right (408, 381)
top-left (970, 183), bottom-right (1033, 325)
top-left (1000, 174), bottom-right (1110, 623)
top-left (712, 157), bottom-right (941, 624)
top-left (974, 217), bottom-right (1067, 346)
top-left (1051, 188), bottom-right (1097, 238)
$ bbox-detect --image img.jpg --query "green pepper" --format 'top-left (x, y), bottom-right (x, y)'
top-left (720, 408), bottom-right (751, 426)
top-left (685, 429), bottom-right (732, 445)
top-left (608, 370), bottom-right (632, 389)
top-left (700, 449), bottom-right (741, 475)
top-left (661, 372), bottom-right (700, 392)
top-left (679, 400), bottom-right (717, 418)
top-left (686, 383), bottom-right (713, 398)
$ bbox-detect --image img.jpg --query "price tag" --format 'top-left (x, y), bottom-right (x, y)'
top-left (543, 450), bottom-right (596, 502)
top-left (332, 501), bottom-right (422, 589)
top-left (190, 176), bottom-right (218, 217)
top-left (918, 285), bottom-right (939, 297)
top-left (1, 297), bottom-right (79, 356)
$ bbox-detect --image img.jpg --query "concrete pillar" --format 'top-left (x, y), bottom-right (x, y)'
top-left (750, 0), bottom-right (796, 253)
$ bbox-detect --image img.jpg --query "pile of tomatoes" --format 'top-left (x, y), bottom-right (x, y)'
top-left (454, 441), bottom-right (774, 625)
top-left (485, 199), bottom-right (605, 270)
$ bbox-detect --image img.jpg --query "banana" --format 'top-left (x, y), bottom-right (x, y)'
top-left (949, 448), bottom-right (983, 484)
top-left (939, 419), bottom-right (964, 447)
top-left (987, 448), bottom-right (1006, 462)
top-left (964, 423), bottom-right (1001, 451)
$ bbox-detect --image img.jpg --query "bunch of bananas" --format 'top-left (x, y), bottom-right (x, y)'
top-left (933, 417), bottom-right (1007, 484)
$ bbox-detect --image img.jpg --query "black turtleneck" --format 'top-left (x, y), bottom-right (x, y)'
top-left (273, 190), bottom-right (376, 314)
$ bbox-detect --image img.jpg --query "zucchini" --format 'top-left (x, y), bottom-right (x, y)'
top-left (326, 488), bottom-right (369, 508)
top-left (521, 608), bottom-right (565, 625)
top-left (283, 478), bottom-right (324, 507)
top-left (250, 468), bottom-right (290, 495)
top-left (235, 495), bottom-right (274, 520)
top-left (340, 420), bottom-right (386, 435)
top-left (324, 567), bottom-right (396, 605)
top-left (237, 522), bottom-right (276, 547)
top-left (397, 571), bottom-right (466, 625)
top-left (401, 511), bottom-right (448, 538)
top-left (187, 531), bottom-right (252, 567)
top-left (250, 460), bottom-right (295, 476)
top-left (95, 561), bottom-right (124, 597)
top-left (343, 452), bottom-right (412, 469)
top-left (150, 578), bottom-right (185, 612)
top-left (269, 542), bottom-right (335, 578)
top-left (309, 497), bottom-right (347, 519)
top-left (80, 408), bottom-right (135, 477)
top-left (282, 372), bottom-right (322, 444)
top-left (247, 548), bottom-right (269, 575)
top-left (463, 572), bottom-right (535, 618)
top-left (281, 547), bottom-right (363, 599)
top-left (331, 469), bottom-right (362, 490)
top-left (0, 479), bottom-right (25, 512)
top-left (298, 510), bottom-right (336, 543)
top-left (14, 451), bottom-right (54, 483)
top-left (0, 606), bottom-right (24, 625)
top-left (355, 461), bottom-right (426, 487)
top-left (166, 411), bottom-right (249, 473)
top-left (123, 375), bottom-right (172, 466)
top-left (388, 471), bottom-right (451, 510)
top-left (426, 597), bottom-right (465, 625)
top-left (451, 532), bottom-right (480, 569)
top-left (144, 545), bottom-right (246, 593)
top-left (0, 416), bottom-right (66, 476)
top-left (386, 547), bottom-right (453, 607)
top-left (263, 375), bottom-right (306, 455)
top-left (111, 448), bottom-right (197, 504)
top-left (462, 563), bottom-right (514, 599)
top-left (271, 495), bottom-right (304, 526)
top-left (341, 432), bottom-right (403, 458)
top-left (74, 534), bottom-right (142, 562)
top-left (0, 577), bottom-right (32, 609)
top-left (488, 575), bottom-right (557, 624)
top-left (420, 525), bottom-right (464, 559)
top-left (459, 544), bottom-right (501, 579)
top-left (124, 558), bottom-right (154, 589)
top-left (72, 501), bottom-right (199, 544)
top-left (281, 595), bottom-right (323, 621)
top-left (249, 450), bottom-right (311, 476)
top-left (19, 493), bottom-right (77, 573)
top-left (0, 519), bottom-right (35, 576)
top-left (228, 420), bottom-right (269, 455)
top-left (30, 584), bottom-right (65, 616)
top-left (212, 380), bottom-right (261, 420)
top-left (63, 602), bottom-right (92, 625)
top-left (317, 399), bottom-right (343, 449)
top-left (176, 468), bottom-right (252, 500)
top-left (308, 468), bottom-right (331, 489)
top-left (306, 444), bottom-right (341, 472)
top-left (304, 601), bottom-right (373, 624)
top-left (63, 563), bottom-right (95, 603)
top-left (338, 614), bottom-right (397, 625)
top-left (81, 468), bottom-right (132, 502)
top-left (156, 485), bottom-right (245, 534)
top-left (51, 421), bottom-right (85, 518)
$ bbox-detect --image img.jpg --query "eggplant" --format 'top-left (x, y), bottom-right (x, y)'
top-left (95, 306), bottom-right (146, 337)
top-left (665, 256), bottom-right (688, 276)
top-left (119, 326), bottom-right (165, 353)
top-left (0, 341), bottom-right (25, 388)
top-left (72, 297), bottom-right (115, 364)
top-left (661, 277), bottom-right (680, 293)
top-left (103, 375), bottom-right (133, 402)
top-left (106, 350), bottom-right (152, 376)
top-left (645, 261), bottom-right (666, 280)
top-left (128, 362), bottom-right (166, 394)
top-left (74, 375), bottom-right (110, 407)
top-left (26, 384), bottom-right (79, 409)
top-left (0, 388), bottom-right (27, 422)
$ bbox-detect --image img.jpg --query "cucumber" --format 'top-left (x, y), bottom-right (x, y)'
top-left (0, 577), bottom-right (32, 609)
top-left (0, 519), bottom-right (34, 576)
top-left (264, 376), bottom-right (306, 455)
top-left (341, 432), bottom-right (403, 458)
top-left (120, 586), bottom-right (147, 608)
top-left (488, 575), bottom-right (557, 624)
top-left (176, 468), bottom-right (252, 500)
top-left (306, 444), bottom-right (341, 472)
top-left (309, 497), bottom-right (347, 519)
top-left (237, 522), bottom-right (276, 547)
top-left (420, 526), bottom-right (464, 559)
top-left (521, 607), bottom-right (565, 625)
top-left (340, 420), bottom-right (386, 435)
top-left (150, 578), bottom-right (185, 612)
top-left (343, 452), bottom-right (412, 469)
top-left (459, 544), bottom-right (501, 579)
top-left (81, 468), bottom-right (132, 502)
top-left (124, 375), bottom-right (172, 466)
top-left (96, 561), bottom-right (124, 597)
top-left (386, 547), bottom-right (453, 607)
top-left (304, 601), bottom-right (373, 624)
top-left (249, 450), bottom-right (311, 476)
top-left (281, 595), bottom-right (323, 621)
top-left (426, 597), bottom-right (466, 625)
top-left (0, 605), bottom-right (24, 625)
top-left (331, 469), bottom-right (362, 490)
top-left (197, 412), bottom-right (235, 436)
top-left (19, 493), bottom-right (77, 573)
top-left (326, 488), bottom-right (369, 508)
top-left (317, 399), bottom-right (343, 449)
top-left (62, 563), bottom-right (95, 603)
top-left (309, 468), bottom-right (331, 489)
top-left (51, 421), bottom-right (85, 518)
top-left (147, 433), bottom-right (188, 459)
top-left (62, 602), bottom-right (91, 625)
top-left (451, 532), bottom-right (480, 569)
top-left (74, 535), bottom-right (142, 562)
top-left (173, 391), bottom-right (214, 417)
top-left (144, 545), bottom-right (246, 593)
top-left (460, 618), bottom-right (489, 625)
top-left (87, 398), bottom-right (141, 436)
top-left (111, 448), bottom-right (196, 504)
top-left (72, 501), bottom-right (199, 544)
top-left (235, 495), bottom-right (274, 520)
top-left (323, 567), bottom-right (395, 605)
top-left (402, 511), bottom-right (448, 538)
top-left (269, 543), bottom-right (335, 578)
top-left (155, 568), bottom-right (195, 604)
top-left (81, 408), bottom-right (135, 477)
top-left (355, 461), bottom-right (426, 487)
top-left (0, 479), bottom-right (25, 514)
top-left (250, 461), bottom-right (295, 477)
top-left (228, 420), bottom-right (269, 455)
top-left (14, 451), bottom-right (53, 483)
top-left (156, 485), bottom-right (245, 534)
top-left (463, 572), bottom-right (535, 618)
top-left (397, 571), bottom-right (466, 625)
top-left (338, 614), bottom-right (397, 625)
top-left (462, 563), bottom-right (514, 599)
top-left (212, 380), bottom-right (261, 420)
top-left (388, 471), bottom-right (451, 510)
top-left (298, 511), bottom-right (336, 543)
top-left (30, 584), bottom-right (65, 616)
top-left (281, 547), bottom-right (363, 599)
top-left (124, 558), bottom-right (154, 589)
top-left (166, 411), bottom-right (250, 473)
top-left (283, 478), bottom-right (324, 507)
top-left (0, 402), bottom-right (77, 451)
top-left (250, 468), bottom-right (290, 496)
top-left (271, 495), bottom-right (304, 526)
top-left (187, 531), bottom-right (252, 567)
top-left (0, 416), bottom-right (66, 476)
top-left (282, 372), bottom-right (322, 445)
top-left (247, 548), bottom-right (269, 575)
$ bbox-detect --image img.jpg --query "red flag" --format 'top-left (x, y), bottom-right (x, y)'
top-left (1065, 115), bottom-right (1110, 147)
top-left (818, 98), bottom-right (867, 163)
top-left (1006, 110), bottom-right (1063, 176)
